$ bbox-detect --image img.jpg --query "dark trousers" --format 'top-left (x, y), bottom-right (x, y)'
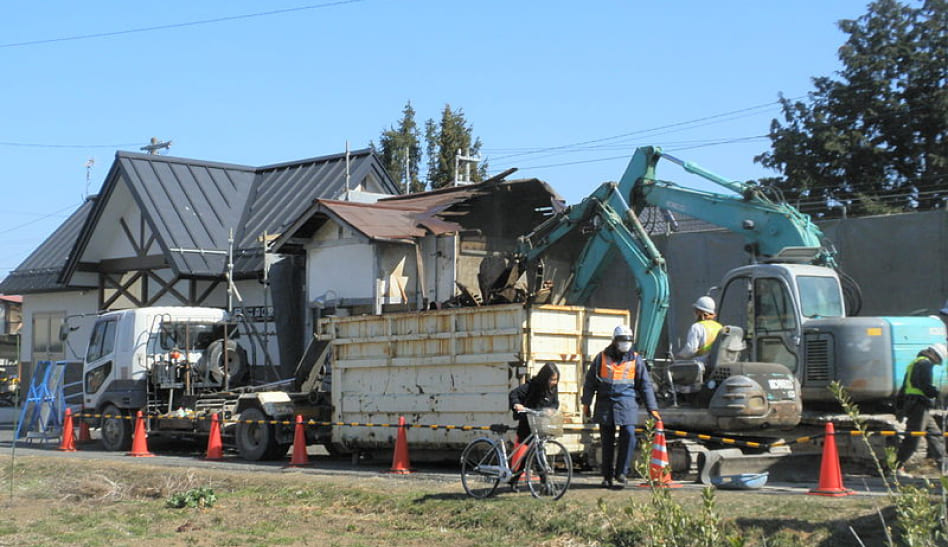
top-left (600, 422), bottom-right (637, 479)
top-left (897, 398), bottom-right (946, 468)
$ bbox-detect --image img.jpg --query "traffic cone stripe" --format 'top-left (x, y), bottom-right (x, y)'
top-left (640, 421), bottom-right (681, 488)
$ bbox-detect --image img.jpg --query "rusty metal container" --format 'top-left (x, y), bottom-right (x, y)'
top-left (316, 303), bottom-right (628, 456)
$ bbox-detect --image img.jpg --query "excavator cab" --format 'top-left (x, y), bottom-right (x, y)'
top-left (659, 325), bottom-right (747, 396)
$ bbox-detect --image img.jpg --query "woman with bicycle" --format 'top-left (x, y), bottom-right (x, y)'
top-left (509, 362), bottom-right (560, 470)
top-left (582, 325), bottom-right (661, 489)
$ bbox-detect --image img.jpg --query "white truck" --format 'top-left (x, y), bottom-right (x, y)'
top-left (78, 303), bottom-right (625, 461)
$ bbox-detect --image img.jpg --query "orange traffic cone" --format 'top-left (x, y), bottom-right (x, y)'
top-left (204, 413), bottom-right (224, 461)
top-left (78, 417), bottom-right (92, 443)
top-left (389, 416), bottom-right (413, 474)
top-left (287, 415), bottom-right (309, 467)
top-left (640, 421), bottom-right (680, 488)
top-left (58, 408), bottom-right (78, 452)
top-left (127, 410), bottom-right (154, 457)
top-left (808, 422), bottom-right (853, 496)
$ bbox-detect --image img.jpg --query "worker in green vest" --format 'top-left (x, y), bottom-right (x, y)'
top-left (895, 343), bottom-right (948, 476)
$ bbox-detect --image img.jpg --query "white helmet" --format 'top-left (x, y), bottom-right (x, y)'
top-left (613, 325), bottom-right (633, 341)
top-left (927, 343), bottom-right (948, 364)
top-left (693, 296), bottom-right (716, 315)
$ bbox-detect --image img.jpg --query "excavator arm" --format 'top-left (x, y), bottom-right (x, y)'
top-left (516, 181), bottom-right (669, 359)
top-left (618, 146), bottom-right (838, 268)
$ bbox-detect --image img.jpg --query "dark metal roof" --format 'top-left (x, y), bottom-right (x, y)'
top-left (3, 148), bottom-right (400, 293)
top-left (0, 197), bottom-right (97, 294)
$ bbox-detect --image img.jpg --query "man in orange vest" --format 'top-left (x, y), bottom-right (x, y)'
top-left (582, 325), bottom-right (661, 489)
top-left (675, 296), bottom-right (723, 363)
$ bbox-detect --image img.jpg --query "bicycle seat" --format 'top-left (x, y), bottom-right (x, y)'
top-left (489, 424), bottom-right (510, 433)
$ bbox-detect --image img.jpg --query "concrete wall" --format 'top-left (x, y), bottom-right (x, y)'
top-left (651, 208), bottom-right (947, 354)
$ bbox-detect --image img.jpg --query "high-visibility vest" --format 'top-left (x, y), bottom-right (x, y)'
top-left (696, 320), bottom-right (723, 356)
top-left (598, 353), bottom-right (637, 384)
top-left (903, 356), bottom-right (927, 397)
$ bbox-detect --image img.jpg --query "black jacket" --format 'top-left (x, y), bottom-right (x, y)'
top-left (509, 381), bottom-right (559, 441)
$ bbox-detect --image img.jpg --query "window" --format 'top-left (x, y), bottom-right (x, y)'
top-left (754, 278), bottom-right (797, 333)
top-left (31, 311), bottom-right (65, 361)
top-left (718, 276), bottom-right (751, 330)
top-left (797, 276), bottom-right (844, 319)
top-left (86, 319), bottom-right (117, 362)
top-left (85, 362), bottom-right (112, 394)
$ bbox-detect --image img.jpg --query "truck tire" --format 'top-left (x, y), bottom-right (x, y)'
top-left (200, 339), bottom-right (248, 386)
top-left (236, 407), bottom-right (280, 461)
top-left (100, 404), bottom-right (132, 452)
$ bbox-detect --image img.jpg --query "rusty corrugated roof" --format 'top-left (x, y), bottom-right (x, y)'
top-left (274, 178), bottom-right (563, 252)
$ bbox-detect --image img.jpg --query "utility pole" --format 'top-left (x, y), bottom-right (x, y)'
top-left (404, 146), bottom-right (410, 194)
top-left (141, 137), bottom-right (172, 155)
top-left (454, 148), bottom-right (481, 186)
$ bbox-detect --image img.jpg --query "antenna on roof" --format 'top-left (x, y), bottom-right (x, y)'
top-left (84, 158), bottom-right (95, 198)
top-left (141, 137), bottom-right (172, 155)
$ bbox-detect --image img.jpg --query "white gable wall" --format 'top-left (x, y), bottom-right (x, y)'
top-left (81, 180), bottom-right (144, 261)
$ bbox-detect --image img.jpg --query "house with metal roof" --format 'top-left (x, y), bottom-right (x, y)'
top-left (273, 177), bottom-right (567, 321)
top-left (1, 148), bottom-right (400, 376)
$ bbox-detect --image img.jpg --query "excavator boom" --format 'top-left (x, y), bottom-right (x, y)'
top-left (618, 146), bottom-right (837, 268)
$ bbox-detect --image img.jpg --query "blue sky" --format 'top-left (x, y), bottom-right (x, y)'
top-left (0, 1), bottom-right (872, 281)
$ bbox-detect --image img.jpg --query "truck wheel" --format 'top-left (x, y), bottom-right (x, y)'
top-left (236, 407), bottom-right (278, 461)
top-left (100, 404), bottom-right (132, 452)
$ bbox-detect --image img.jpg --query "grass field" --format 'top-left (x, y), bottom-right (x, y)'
top-left (0, 454), bottom-right (910, 546)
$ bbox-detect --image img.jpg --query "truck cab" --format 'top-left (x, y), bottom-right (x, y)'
top-left (80, 306), bottom-right (236, 450)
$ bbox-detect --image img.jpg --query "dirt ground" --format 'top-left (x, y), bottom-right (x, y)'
top-left (0, 452), bottom-right (903, 547)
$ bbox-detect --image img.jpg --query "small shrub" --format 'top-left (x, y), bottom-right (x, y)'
top-left (167, 486), bottom-right (217, 509)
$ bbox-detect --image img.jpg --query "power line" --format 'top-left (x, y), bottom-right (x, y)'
top-left (496, 135), bottom-right (769, 173)
top-left (486, 99), bottom-right (799, 163)
top-left (0, 202), bottom-right (82, 236)
top-left (0, 140), bottom-right (142, 149)
top-left (0, 1), bottom-right (364, 49)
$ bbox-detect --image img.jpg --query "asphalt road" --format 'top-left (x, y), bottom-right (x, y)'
top-left (0, 406), bottom-right (894, 497)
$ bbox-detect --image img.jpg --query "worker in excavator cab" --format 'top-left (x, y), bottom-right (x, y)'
top-left (582, 325), bottom-right (661, 490)
top-left (895, 343), bottom-right (948, 478)
top-left (675, 296), bottom-right (723, 363)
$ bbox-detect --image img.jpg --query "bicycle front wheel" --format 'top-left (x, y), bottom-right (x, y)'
top-left (525, 439), bottom-right (572, 500)
top-left (460, 438), bottom-right (503, 499)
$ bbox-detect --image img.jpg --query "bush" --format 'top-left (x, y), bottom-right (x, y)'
top-left (167, 486), bottom-right (217, 509)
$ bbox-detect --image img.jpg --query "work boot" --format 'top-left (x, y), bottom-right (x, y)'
top-left (601, 477), bottom-right (613, 489)
top-left (614, 474), bottom-right (628, 489)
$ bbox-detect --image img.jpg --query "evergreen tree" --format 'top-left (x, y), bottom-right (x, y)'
top-left (424, 104), bottom-right (487, 189)
top-left (756, 0), bottom-right (947, 217)
top-left (376, 101), bottom-right (424, 193)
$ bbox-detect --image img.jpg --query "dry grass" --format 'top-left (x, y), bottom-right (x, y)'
top-left (0, 455), bottom-right (900, 547)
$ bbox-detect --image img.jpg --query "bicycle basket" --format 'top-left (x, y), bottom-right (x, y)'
top-left (527, 412), bottom-right (562, 438)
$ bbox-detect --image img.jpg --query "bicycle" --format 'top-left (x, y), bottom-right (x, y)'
top-left (459, 408), bottom-right (573, 500)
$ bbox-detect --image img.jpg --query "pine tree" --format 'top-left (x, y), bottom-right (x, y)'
top-left (424, 104), bottom-right (487, 189)
top-left (376, 101), bottom-right (424, 193)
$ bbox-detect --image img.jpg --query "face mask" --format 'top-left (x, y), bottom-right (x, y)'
top-left (616, 341), bottom-right (632, 353)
